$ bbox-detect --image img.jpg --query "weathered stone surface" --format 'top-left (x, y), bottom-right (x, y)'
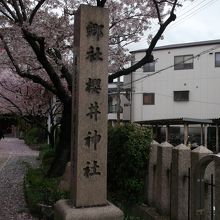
top-left (171, 144), bottom-right (191, 220)
top-left (132, 204), bottom-right (169, 220)
top-left (55, 5), bottom-right (123, 220)
top-left (54, 200), bottom-right (123, 220)
top-left (59, 162), bottom-right (71, 192)
top-left (155, 142), bottom-right (173, 215)
top-left (192, 145), bottom-right (213, 154)
top-left (151, 140), bottom-right (159, 146)
top-left (71, 4), bottom-right (109, 207)
top-left (191, 146), bottom-right (213, 220)
top-left (215, 154), bottom-right (220, 220)
top-left (145, 140), bottom-right (159, 205)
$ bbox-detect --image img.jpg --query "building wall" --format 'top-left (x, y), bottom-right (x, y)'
top-left (128, 43), bottom-right (220, 122)
top-left (108, 83), bottom-right (130, 121)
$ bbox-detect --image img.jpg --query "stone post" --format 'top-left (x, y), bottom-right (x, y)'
top-left (204, 125), bottom-right (208, 147)
top-left (155, 141), bottom-right (173, 215)
top-left (170, 144), bottom-right (191, 220)
top-left (165, 125), bottom-right (169, 142)
top-left (200, 124), bottom-right (204, 145)
top-left (215, 154), bottom-right (220, 220)
top-left (55, 5), bottom-right (123, 220)
top-left (184, 123), bottom-right (189, 146)
top-left (191, 146), bottom-right (213, 220)
top-left (216, 125), bottom-right (219, 153)
top-left (145, 140), bottom-right (159, 206)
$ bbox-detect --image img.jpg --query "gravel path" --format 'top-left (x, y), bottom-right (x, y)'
top-left (0, 138), bottom-right (39, 220)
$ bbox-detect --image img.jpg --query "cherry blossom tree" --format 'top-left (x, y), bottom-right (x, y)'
top-left (0, 0), bottom-right (181, 176)
top-left (0, 66), bottom-right (61, 147)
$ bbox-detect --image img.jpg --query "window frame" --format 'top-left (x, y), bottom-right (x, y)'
top-left (215, 52), bottom-right (220, 67)
top-left (173, 90), bottom-right (189, 102)
top-left (143, 93), bottom-right (155, 105)
top-left (143, 61), bottom-right (155, 72)
top-left (174, 55), bottom-right (193, 70)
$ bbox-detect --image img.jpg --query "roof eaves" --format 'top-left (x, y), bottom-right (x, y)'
top-left (130, 39), bottom-right (220, 54)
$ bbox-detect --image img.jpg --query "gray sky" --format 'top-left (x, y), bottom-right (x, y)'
top-left (128, 0), bottom-right (220, 51)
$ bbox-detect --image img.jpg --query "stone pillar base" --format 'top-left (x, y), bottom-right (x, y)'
top-left (132, 204), bottom-right (169, 220)
top-left (54, 200), bottom-right (124, 220)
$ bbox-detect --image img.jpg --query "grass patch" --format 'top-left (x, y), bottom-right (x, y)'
top-left (24, 166), bottom-right (68, 219)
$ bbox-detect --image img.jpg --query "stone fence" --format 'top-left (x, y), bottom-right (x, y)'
top-left (144, 141), bottom-right (220, 220)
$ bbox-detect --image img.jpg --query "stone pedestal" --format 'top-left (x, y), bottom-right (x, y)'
top-left (55, 200), bottom-right (123, 220)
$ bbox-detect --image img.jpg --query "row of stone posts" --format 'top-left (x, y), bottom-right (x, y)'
top-left (145, 141), bottom-right (215, 220)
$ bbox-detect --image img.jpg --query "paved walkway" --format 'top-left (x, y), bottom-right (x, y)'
top-left (0, 138), bottom-right (39, 220)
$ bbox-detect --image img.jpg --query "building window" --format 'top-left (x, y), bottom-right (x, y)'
top-left (174, 55), bottom-right (193, 70)
top-left (143, 93), bottom-right (155, 105)
top-left (143, 62), bottom-right (155, 72)
top-left (215, 52), bottom-right (220, 67)
top-left (108, 105), bottom-right (123, 113)
top-left (174, 91), bottom-right (189, 101)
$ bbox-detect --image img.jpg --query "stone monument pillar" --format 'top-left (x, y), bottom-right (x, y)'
top-left (54, 5), bottom-right (123, 220)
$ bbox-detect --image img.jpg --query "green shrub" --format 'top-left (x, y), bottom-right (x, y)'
top-left (24, 127), bottom-right (47, 145)
top-left (39, 145), bottom-right (55, 175)
top-left (108, 123), bottom-right (152, 207)
top-left (24, 166), bottom-right (68, 219)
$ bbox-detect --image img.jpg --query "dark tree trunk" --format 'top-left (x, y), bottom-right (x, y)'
top-left (48, 130), bottom-right (55, 148)
top-left (47, 99), bottom-right (72, 177)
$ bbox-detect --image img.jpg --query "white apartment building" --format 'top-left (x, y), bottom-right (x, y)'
top-left (108, 83), bottom-right (130, 124)
top-left (125, 39), bottom-right (220, 149)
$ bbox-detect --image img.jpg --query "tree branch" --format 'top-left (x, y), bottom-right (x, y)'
top-left (12, 0), bottom-right (23, 23)
top-left (0, 33), bottom-right (58, 96)
top-left (152, 0), bottom-right (162, 24)
top-left (22, 28), bottom-right (71, 104)
top-left (171, 0), bottom-right (178, 14)
top-left (0, 9), bottom-right (14, 21)
top-left (97, 0), bottom-right (106, 7)
top-left (0, 92), bottom-right (23, 115)
top-left (0, 0), bottom-right (18, 21)
top-left (18, 0), bottom-right (27, 21)
top-left (29, 0), bottom-right (46, 24)
top-left (108, 2), bottom-right (177, 82)
top-left (61, 65), bottom-right (72, 91)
